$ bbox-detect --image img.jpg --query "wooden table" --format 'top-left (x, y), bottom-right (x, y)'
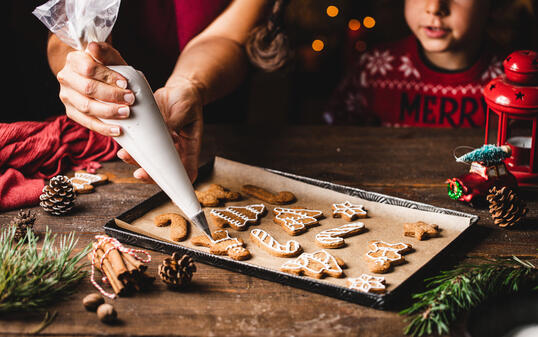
top-left (1, 126), bottom-right (536, 336)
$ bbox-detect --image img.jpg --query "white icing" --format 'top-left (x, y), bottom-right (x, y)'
top-left (273, 207), bottom-right (322, 233)
top-left (315, 222), bottom-right (365, 246)
top-left (332, 201), bottom-right (367, 219)
top-left (211, 230), bottom-right (243, 250)
top-left (210, 204), bottom-right (265, 229)
top-left (250, 229), bottom-right (300, 255)
top-left (348, 274), bottom-right (386, 292)
top-left (70, 172), bottom-right (103, 189)
top-left (365, 241), bottom-right (410, 263)
top-left (281, 250), bottom-right (342, 276)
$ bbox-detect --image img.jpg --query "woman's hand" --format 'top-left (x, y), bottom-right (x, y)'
top-left (56, 42), bottom-right (133, 136)
top-left (117, 76), bottom-right (204, 183)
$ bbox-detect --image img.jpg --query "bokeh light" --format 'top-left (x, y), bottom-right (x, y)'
top-left (355, 40), bottom-right (367, 52)
top-left (326, 5), bottom-right (339, 17)
top-left (348, 19), bottom-right (361, 31)
top-left (363, 16), bottom-right (376, 29)
top-left (312, 39), bottom-right (325, 52)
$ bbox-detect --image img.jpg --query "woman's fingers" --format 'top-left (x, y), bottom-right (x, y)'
top-left (59, 86), bottom-right (131, 121)
top-left (133, 168), bottom-right (154, 183)
top-left (65, 105), bottom-right (121, 137)
top-left (59, 61), bottom-right (134, 106)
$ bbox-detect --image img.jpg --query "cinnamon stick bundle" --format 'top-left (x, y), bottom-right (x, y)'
top-left (90, 237), bottom-right (154, 296)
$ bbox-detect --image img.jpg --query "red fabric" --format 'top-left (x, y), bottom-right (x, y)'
top-left (325, 36), bottom-right (505, 128)
top-left (173, 0), bottom-right (231, 50)
top-left (0, 116), bottom-right (119, 211)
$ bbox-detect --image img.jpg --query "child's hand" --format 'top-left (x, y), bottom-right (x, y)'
top-left (56, 42), bottom-right (133, 137)
top-left (118, 76), bottom-right (204, 184)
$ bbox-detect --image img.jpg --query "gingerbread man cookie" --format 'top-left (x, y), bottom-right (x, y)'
top-left (332, 201), bottom-right (367, 221)
top-left (280, 250), bottom-right (345, 279)
top-left (195, 184), bottom-right (241, 207)
top-left (70, 171), bottom-right (108, 194)
top-left (364, 240), bottom-right (413, 274)
top-left (347, 274), bottom-right (386, 294)
top-left (154, 213), bottom-right (188, 242)
top-left (250, 229), bottom-right (302, 257)
top-left (191, 230), bottom-right (251, 261)
top-left (241, 185), bottom-right (296, 205)
top-left (273, 207), bottom-right (323, 236)
top-left (210, 204), bottom-right (266, 231)
top-left (403, 221), bottom-right (440, 240)
top-left (315, 222), bottom-right (366, 248)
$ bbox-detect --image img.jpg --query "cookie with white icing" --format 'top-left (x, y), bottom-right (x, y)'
top-left (332, 201), bottom-right (367, 221)
top-left (250, 229), bottom-right (302, 257)
top-left (315, 222), bottom-right (366, 248)
top-left (280, 250), bottom-right (345, 279)
top-left (347, 274), bottom-right (386, 294)
top-left (364, 240), bottom-right (412, 274)
top-left (70, 171), bottom-right (108, 194)
top-left (191, 230), bottom-right (251, 261)
top-left (210, 204), bottom-right (266, 231)
top-left (273, 207), bottom-right (323, 235)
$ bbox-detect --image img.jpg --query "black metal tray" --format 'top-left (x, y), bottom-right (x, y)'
top-left (104, 157), bottom-right (478, 310)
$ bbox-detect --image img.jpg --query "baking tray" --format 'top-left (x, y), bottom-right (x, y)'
top-left (104, 157), bottom-right (478, 310)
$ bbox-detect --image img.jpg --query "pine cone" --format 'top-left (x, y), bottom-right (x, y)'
top-left (11, 209), bottom-right (37, 241)
top-left (487, 186), bottom-right (528, 228)
top-left (158, 252), bottom-right (196, 289)
top-left (39, 175), bottom-right (76, 215)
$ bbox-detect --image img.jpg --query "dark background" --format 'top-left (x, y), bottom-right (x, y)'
top-left (4, 0), bottom-right (537, 124)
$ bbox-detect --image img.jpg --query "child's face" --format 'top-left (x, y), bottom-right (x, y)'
top-left (405, 0), bottom-right (490, 54)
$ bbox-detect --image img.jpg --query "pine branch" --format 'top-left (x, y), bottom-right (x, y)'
top-left (0, 226), bottom-right (91, 312)
top-left (400, 256), bottom-right (537, 337)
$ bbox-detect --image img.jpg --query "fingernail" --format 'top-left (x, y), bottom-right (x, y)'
top-left (133, 170), bottom-right (143, 179)
top-left (118, 106), bottom-right (130, 117)
top-left (124, 93), bottom-right (135, 104)
top-left (110, 127), bottom-right (121, 136)
top-left (116, 79), bottom-right (127, 89)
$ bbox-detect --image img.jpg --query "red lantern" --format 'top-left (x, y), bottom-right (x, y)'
top-left (484, 50), bottom-right (538, 186)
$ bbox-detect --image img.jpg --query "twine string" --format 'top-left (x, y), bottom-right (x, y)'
top-left (452, 145), bottom-right (476, 166)
top-left (90, 235), bottom-right (151, 299)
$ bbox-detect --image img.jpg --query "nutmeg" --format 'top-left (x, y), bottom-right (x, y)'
top-left (82, 293), bottom-right (104, 312)
top-left (97, 303), bottom-right (117, 323)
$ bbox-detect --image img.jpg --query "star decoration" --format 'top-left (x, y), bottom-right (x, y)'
top-left (515, 92), bottom-right (525, 100)
top-left (489, 84), bottom-right (496, 91)
top-left (332, 201), bottom-right (367, 221)
top-left (347, 274), bottom-right (386, 293)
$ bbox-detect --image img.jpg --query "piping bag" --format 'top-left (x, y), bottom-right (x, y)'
top-left (33, 0), bottom-right (212, 237)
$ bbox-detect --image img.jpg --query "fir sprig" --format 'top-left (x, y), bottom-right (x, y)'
top-left (0, 226), bottom-right (91, 312)
top-left (400, 256), bottom-right (537, 337)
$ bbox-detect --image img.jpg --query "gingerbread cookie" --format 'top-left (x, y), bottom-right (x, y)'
top-left (241, 185), bottom-right (296, 205)
top-left (154, 213), bottom-right (188, 242)
top-left (364, 240), bottom-right (412, 274)
top-left (315, 222), bottom-right (366, 248)
top-left (191, 230), bottom-right (251, 261)
top-left (195, 184), bottom-right (240, 207)
top-left (250, 229), bottom-right (302, 257)
top-left (70, 171), bottom-right (108, 194)
top-left (280, 250), bottom-right (345, 279)
top-left (273, 207), bottom-right (323, 236)
top-left (403, 221), bottom-right (440, 240)
top-left (210, 204), bottom-right (266, 231)
top-left (332, 201), bottom-right (367, 221)
top-left (347, 274), bottom-right (386, 294)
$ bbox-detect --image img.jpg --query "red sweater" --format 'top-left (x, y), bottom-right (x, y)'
top-left (324, 36), bottom-right (505, 128)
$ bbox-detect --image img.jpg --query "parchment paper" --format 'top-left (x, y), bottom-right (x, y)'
top-left (116, 157), bottom-right (472, 293)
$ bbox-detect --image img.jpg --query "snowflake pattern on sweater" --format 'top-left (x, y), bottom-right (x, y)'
top-left (324, 36), bottom-right (504, 128)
